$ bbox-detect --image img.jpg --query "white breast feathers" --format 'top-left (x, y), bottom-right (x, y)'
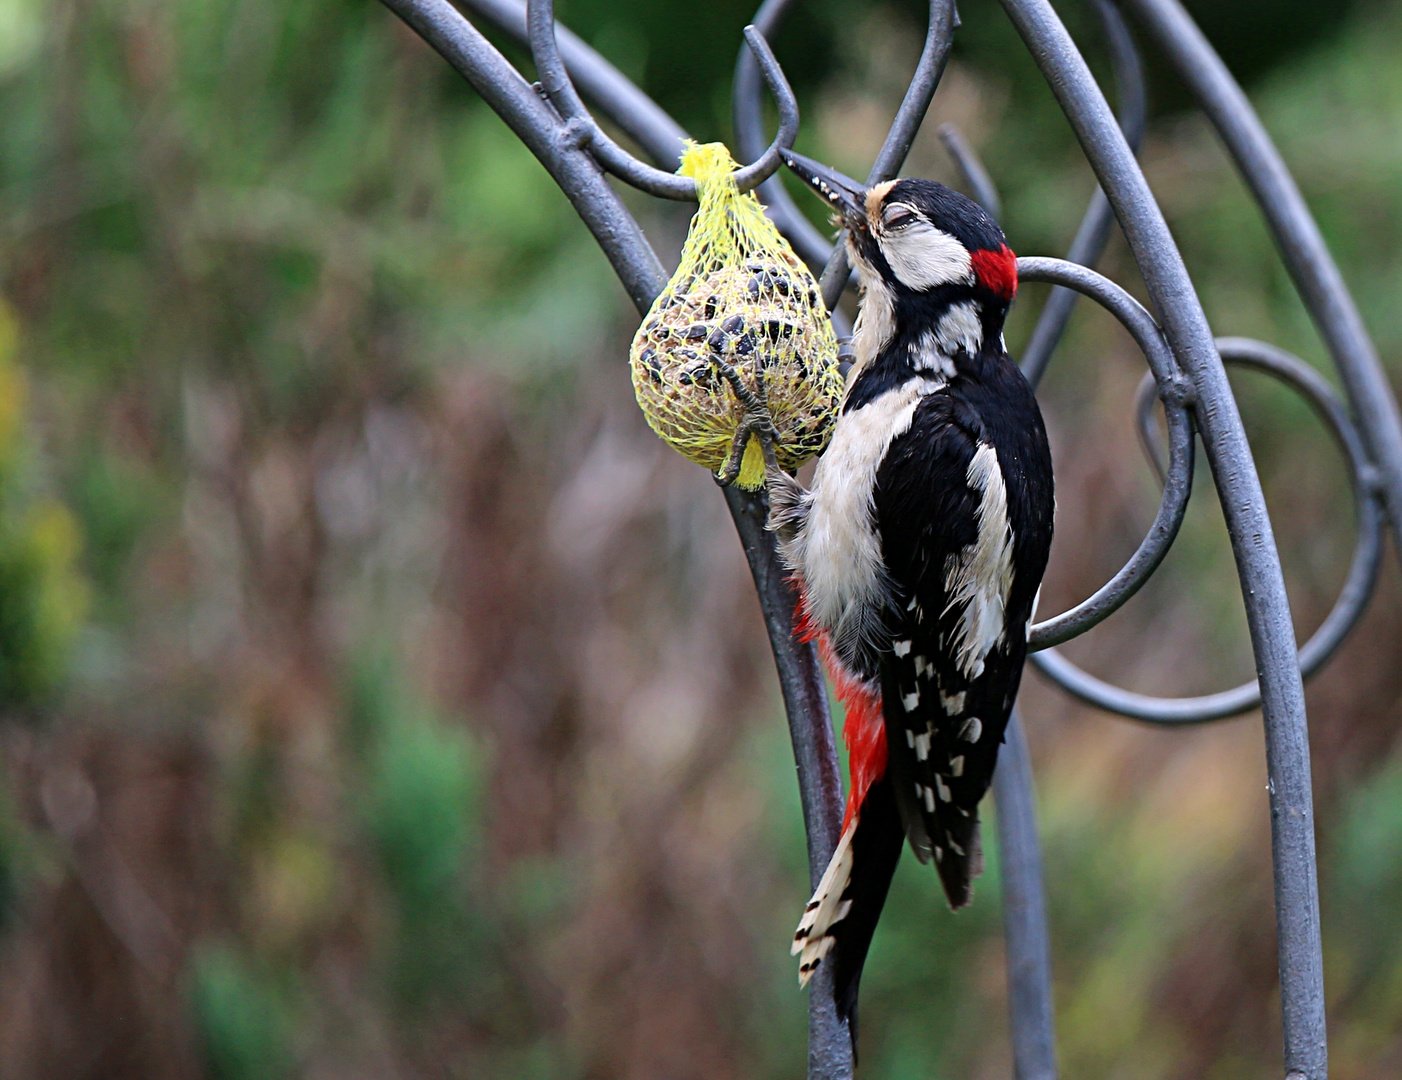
top-left (787, 379), bottom-right (936, 664)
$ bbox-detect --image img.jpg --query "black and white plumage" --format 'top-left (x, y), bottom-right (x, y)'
top-left (772, 151), bottom-right (1055, 1047)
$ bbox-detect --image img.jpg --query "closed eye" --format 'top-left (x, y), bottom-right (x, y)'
top-left (883, 205), bottom-right (917, 230)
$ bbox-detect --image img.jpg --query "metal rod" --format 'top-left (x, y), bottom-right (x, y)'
top-left (993, 709), bottom-right (1057, 1080)
top-left (1134, 370), bottom-right (1170, 485)
top-left (941, 112), bottom-right (1060, 1080)
top-left (733, 0), bottom-right (835, 268)
top-left (1017, 257), bottom-right (1196, 651)
top-left (1019, 0), bottom-right (1147, 386)
top-left (382, 0), bottom-right (665, 309)
top-left (722, 481), bottom-right (853, 1079)
top-left (937, 122), bottom-right (1003, 221)
top-left (1033, 337), bottom-right (1384, 722)
top-left (935, 126), bottom-right (1060, 1080)
top-left (462, 0), bottom-right (690, 167)
top-left (526, 0), bottom-right (693, 198)
top-left (1122, 0), bottom-right (1402, 564)
top-left (998, 4), bottom-right (1326, 1075)
top-left (527, 0), bottom-right (797, 197)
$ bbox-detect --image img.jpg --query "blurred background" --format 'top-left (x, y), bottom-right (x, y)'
top-left (0, 0), bottom-right (1399, 1076)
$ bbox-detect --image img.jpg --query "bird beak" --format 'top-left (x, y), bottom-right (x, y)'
top-left (781, 149), bottom-right (868, 228)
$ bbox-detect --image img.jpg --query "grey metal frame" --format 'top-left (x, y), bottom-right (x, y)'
top-left (377, 1), bottom-right (1402, 1076)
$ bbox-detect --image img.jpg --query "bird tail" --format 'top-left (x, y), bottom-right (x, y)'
top-left (789, 602), bottom-right (903, 1051)
top-left (934, 815), bottom-right (984, 910)
top-left (791, 774), bottom-right (904, 1051)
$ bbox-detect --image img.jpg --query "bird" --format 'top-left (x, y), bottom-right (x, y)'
top-left (756, 149), bottom-right (1056, 1047)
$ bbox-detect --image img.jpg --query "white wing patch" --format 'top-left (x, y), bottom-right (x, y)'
top-left (943, 442), bottom-right (1015, 680)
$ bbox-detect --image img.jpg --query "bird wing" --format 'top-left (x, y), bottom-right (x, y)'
top-left (872, 390), bottom-right (1032, 908)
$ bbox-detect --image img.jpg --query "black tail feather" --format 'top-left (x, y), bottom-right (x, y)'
top-left (830, 774), bottom-right (905, 1057)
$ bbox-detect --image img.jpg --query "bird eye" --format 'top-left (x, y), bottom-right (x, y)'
top-left (883, 205), bottom-right (916, 229)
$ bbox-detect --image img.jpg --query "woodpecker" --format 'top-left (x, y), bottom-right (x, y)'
top-left (765, 150), bottom-right (1055, 1041)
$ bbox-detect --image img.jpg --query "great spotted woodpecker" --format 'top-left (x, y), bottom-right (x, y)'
top-left (765, 150), bottom-right (1055, 1038)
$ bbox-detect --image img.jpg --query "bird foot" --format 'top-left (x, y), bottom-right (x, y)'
top-left (714, 360), bottom-right (780, 487)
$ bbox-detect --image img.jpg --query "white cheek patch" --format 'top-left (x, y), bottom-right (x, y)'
top-left (879, 221), bottom-right (974, 292)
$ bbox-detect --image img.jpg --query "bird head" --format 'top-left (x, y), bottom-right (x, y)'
top-left (782, 150), bottom-right (1017, 370)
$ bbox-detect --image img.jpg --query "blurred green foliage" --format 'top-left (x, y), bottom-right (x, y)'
top-left (0, 303), bottom-right (87, 708)
top-left (192, 944), bottom-right (298, 1080)
top-left (353, 654), bottom-right (484, 1007)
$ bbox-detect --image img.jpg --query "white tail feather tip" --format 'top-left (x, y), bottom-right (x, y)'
top-left (792, 818), bottom-right (858, 985)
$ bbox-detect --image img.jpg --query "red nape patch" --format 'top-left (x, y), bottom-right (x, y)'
top-left (793, 586), bottom-right (888, 830)
top-left (971, 243), bottom-right (1017, 300)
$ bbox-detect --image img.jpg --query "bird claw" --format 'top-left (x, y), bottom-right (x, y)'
top-left (715, 360), bottom-right (780, 487)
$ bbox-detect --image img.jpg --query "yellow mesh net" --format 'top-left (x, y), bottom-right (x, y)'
top-left (629, 142), bottom-right (842, 489)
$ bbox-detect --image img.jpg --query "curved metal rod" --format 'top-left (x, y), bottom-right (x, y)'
top-left (464, 0), bottom-right (852, 339)
top-left (1122, 0), bottom-right (1402, 564)
top-left (819, 0), bottom-right (958, 309)
top-left (733, 0), bottom-right (834, 267)
top-left (1019, 0), bottom-right (1147, 386)
top-left (1033, 337), bottom-right (1385, 723)
top-left (1017, 258), bottom-right (1196, 651)
top-left (937, 122), bottom-right (1002, 221)
top-left (991, 709), bottom-right (1057, 1080)
top-left (997, 2), bottom-right (1324, 1075)
top-left (381, 0), bottom-right (665, 308)
top-left (1134, 370), bottom-right (1170, 485)
top-left (378, 2), bottom-right (852, 1074)
top-left (529, 1), bottom-right (796, 196)
top-left (733, 27), bottom-right (802, 192)
top-left (461, 0), bottom-right (689, 167)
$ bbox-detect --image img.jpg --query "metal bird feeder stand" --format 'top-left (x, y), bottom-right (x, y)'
top-left (377, 0), bottom-right (1402, 1076)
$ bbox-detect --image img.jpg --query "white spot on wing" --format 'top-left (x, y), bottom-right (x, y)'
top-left (915, 731), bottom-right (931, 760)
top-left (923, 785), bottom-right (936, 813)
top-left (902, 690), bottom-right (920, 712)
top-left (936, 776), bottom-right (952, 803)
top-left (951, 755), bottom-right (965, 777)
top-left (959, 716), bottom-right (983, 743)
top-left (893, 639), bottom-right (911, 657)
top-left (940, 690), bottom-right (967, 714)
